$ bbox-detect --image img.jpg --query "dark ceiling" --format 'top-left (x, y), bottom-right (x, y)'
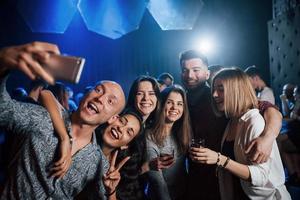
top-left (0, 0), bottom-right (272, 95)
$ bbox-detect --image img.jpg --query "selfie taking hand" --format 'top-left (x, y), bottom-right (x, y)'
top-left (0, 41), bottom-right (60, 84)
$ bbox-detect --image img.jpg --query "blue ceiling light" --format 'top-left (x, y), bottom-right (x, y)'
top-left (78, 0), bottom-right (147, 39)
top-left (147, 0), bottom-right (203, 30)
top-left (17, 0), bottom-right (77, 33)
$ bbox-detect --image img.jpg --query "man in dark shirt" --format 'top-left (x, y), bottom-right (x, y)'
top-left (0, 42), bottom-right (126, 199)
top-left (179, 50), bottom-right (282, 199)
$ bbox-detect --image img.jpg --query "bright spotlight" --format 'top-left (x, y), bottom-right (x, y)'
top-left (196, 38), bottom-right (214, 55)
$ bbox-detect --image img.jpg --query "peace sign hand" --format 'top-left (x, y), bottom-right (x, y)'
top-left (103, 150), bottom-right (130, 195)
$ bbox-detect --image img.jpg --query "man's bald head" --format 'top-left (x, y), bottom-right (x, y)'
top-left (77, 80), bottom-right (125, 126)
top-left (98, 80), bottom-right (126, 114)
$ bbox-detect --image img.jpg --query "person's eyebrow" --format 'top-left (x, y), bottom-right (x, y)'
top-left (123, 116), bottom-right (129, 124)
top-left (95, 84), bottom-right (103, 90)
top-left (103, 84), bottom-right (118, 102)
top-left (192, 66), bottom-right (206, 69)
top-left (128, 127), bottom-right (134, 135)
top-left (167, 99), bottom-right (183, 104)
top-left (109, 95), bottom-right (118, 101)
top-left (102, 84), bottom-right (108, 93)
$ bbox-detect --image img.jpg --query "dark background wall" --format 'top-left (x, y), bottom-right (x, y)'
top-left (268, 1), bottom-right (300, 105)
top-left (0, 0), bottom-right (272, 99)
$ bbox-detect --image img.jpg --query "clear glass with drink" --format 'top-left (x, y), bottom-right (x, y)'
top-left (159, 148), bottom-right (175, 160)
top-left (191, 138), bottom-right (205, 148)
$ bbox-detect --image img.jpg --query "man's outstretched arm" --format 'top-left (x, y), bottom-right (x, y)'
top-left (0, 41), bottom-right (60, 132)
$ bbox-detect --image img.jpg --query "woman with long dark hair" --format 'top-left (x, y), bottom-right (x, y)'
top-left (116, 75), bottom-right (161, 200)
top-left (146, 85), bottom-right (191, 200)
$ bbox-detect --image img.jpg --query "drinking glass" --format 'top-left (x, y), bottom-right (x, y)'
top-left (159, 148), bottom-right (175, 160)
top-left (191, 138), bottom-right (205, 148)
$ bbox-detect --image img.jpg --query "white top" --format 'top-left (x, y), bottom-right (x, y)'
top-left (258, 86), bottom-right (275, 104)
top-left (218, 109), bottom-right (291, 200)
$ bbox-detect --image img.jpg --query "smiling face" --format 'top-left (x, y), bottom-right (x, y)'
top-left (102, 114), bottom-right (141, 149)
top-left (77, 82), bottom-right (125, 126)
top-left (135, 81), bottom-right (158, 120)
top-left (212, 69), bottom-right (258, 118)
top-left (181, 58), bottom-right (210, 89)
top-left (164, 91), bottom-right (184, 123)
top-left (212, 78), bottom-right (225, 112)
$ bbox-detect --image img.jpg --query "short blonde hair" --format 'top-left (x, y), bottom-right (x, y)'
top-left (211, 67), bottom-right (258, 118)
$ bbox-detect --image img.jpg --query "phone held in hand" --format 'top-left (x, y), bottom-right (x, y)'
top-left (42, 54), bottom-right (85, 84)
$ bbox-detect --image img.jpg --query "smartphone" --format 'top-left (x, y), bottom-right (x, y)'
top-left (42, 54), bottom-right (85, 84)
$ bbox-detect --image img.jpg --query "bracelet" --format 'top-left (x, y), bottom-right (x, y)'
top-left (222, 156), bottom-right (230, 168)
top-left (105, 189), bottom-right (116, 196)
top-left (216, 152), bottom-right (221, 166)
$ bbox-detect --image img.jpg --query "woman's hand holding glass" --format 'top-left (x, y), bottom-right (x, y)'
top-left (189, 142), bottom-right (218, 164)
top-left (149, 149), bottom-right (175, 171)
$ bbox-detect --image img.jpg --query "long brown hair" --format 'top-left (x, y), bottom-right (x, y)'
top-left (211, 67), bottom-right (258, 118)
top-left (148, 85), bottom-right (191, 153)
top-left (126, 75), bottom-right (161, 128)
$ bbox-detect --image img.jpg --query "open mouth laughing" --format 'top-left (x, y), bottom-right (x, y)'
top-left (139, 102), bottom-right (154, 112)
top-left (168, 110), bottom-right (179, 117)
top-left (87, 102), bottom-right (99, 114)
top-left (110, 127), bottom-right (120, 140)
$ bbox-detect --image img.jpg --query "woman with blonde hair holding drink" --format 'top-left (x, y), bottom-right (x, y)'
top-left (190, 68), bottom-right (290, 200)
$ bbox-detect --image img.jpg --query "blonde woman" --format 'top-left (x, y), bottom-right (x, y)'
top-left (190, 68), bottom-right (290, 200)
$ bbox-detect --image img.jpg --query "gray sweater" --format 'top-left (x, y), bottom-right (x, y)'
top-left (146, 134), bottom-right (187, 200)
top-left (0, 76), bottom-right (108, 200)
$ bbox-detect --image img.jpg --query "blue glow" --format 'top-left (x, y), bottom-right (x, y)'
top-left (17, 0), bottom-right (77, 33)
top-left (78, 0), bottom-right (147, 39)
top-left (147, 0), bottom-right (203, 30)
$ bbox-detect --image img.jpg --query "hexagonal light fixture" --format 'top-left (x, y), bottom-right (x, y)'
top-left (17, 0), bottom-right (77, 33)
top-left (78, 0), bottom-right (147, 39)
top-left (147, 0), bottom-right (203, 30)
